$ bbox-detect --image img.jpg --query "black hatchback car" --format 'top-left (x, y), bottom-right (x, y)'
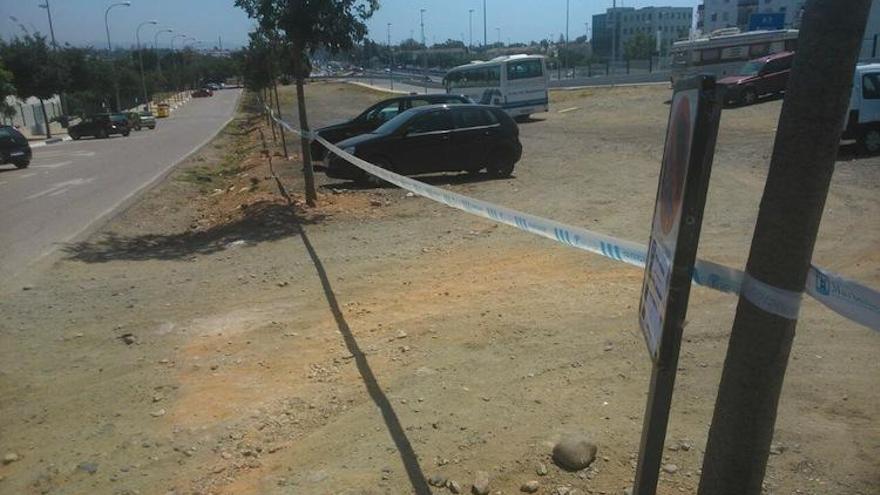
top-left (0, 125), bottom-right (32, 169)
top-left (68, 114), bottom-right (130, 140)
top-left (325, 104), bottom-right (522, 184)
top-left (311, 93), bottom-right (473, 160)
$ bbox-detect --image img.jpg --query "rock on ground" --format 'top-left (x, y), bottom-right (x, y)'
top-left (552, 435), bottom-right (598, 471)
top-left (521, 480), bottom-right (540, 492)
top-left (472, 470), bottom-right (490, 495)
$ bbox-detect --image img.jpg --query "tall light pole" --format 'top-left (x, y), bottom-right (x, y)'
top-left (37, 1), bottom-right (58, 49)
top-left (171, 34), bottom-right (187, 96)
top-left (611, 0), bottom-right (618, 63)
top-left (420, 8), bottom-right (427, 94)
top-left (483, 0), bottom-right (487, 47)
top-left (565, 0), bottom-right (570, 76)
top-left (154, 28), bottom-right (173, 80)
top-left (387, 22), bottom-right (394, 91)
top-left (105, 1), bottom-right (131, 111)
top-left (469, 9), bottom-right (474, 50)
top-left (136, 20), bottom-right (158, 111)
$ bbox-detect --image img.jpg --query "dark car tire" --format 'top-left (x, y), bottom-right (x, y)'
top-left (70, 132), bottom-right (80, 140)
top-left (741, 87), bottom-right (758, 106)
top-left (359, 156), bottom-right (393, 187)
top-left (14, 159), bottom-right (30, 169)
top-left (123, 130), bottom-right (130, 137)
top-left (860, 127), bottom-right (880, 154)
top-left (97, 129), bottom-right (108, 139)
top-left (486, 148), bottom-right (515, 178)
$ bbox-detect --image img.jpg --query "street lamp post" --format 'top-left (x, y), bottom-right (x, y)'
top-left (136, 20), bottom-right (158, 111)
top-left (154, 28), bottom-right (173, 80)
top-left (171, 34), bottom-right (188, 100)
top-left (105, 1), bottom-right (131, 111)
top-left (483, 0), bottom-right (487, 47)
top-left (420, 8), bottom-right (427, 94)
top-left (387, 22), bottom-right (394, 91)
top-left (38, 1), bottom-right (58, 49)
top-left (565, 0), bottom-right (570, 77)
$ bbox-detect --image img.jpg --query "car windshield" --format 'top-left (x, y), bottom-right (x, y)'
top-left (738, 60), bottom-right (765, 76)
top-left (0, 127), bottom-right (16, 138)
top-left (372, 108), bottom-right (419, 134)
top-left (110, 114), bottom-right (127, 121)
top-left (140, 112), bottom-right (153, 117)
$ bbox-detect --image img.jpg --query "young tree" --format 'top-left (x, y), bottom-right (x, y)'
top-left (623, 32), bottom-right (654, 60)
top-left (0, 61), bottom-right (16, 119)
top-left (1, 35), bottom-right (64, 137)
top-left (235, 0), bottom-right (379, 206)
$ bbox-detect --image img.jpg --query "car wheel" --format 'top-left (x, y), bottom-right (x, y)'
top-left (70, 132), bottom-right (80, 140)
top-left (742, 88), bottom-right (758, 106)
top-left (359, 156), bottom-right (393, 187)
top-left (486, 148), bottom-right (515, 178)
top-left (97, 129), bottom-right (108, 139)
top-left (123, 130), bottom-right (130, 137)
top-left (14, 159), bottom-right (30, 169)
top-left (860, 127), bottom-right (880, 154)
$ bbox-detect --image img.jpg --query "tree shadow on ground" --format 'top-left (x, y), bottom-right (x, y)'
top-left (269, 167), bottom-right (431, 495)
top-left (63, 200), bottom-right (321, 263)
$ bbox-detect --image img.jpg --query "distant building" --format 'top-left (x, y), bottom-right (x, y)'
top-left (592, 6), bottom-right (694, 59)
top-left (698, 0), bottom-right (880, 61)
top-left (699, 0), bottom-right (805, 34)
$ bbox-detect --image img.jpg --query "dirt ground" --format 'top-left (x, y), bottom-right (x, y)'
top-left (0, 82), bottom-right (878, 495)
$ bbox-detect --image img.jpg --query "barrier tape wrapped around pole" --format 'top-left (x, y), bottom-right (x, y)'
top-left (267, 109), bottom-right (880, 333)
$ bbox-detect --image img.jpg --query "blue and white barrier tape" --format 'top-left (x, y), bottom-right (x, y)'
top-left (269, 110), bottom-right (880, 333)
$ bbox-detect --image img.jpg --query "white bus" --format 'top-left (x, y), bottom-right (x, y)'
top-left (670, 29), bottom-right (799, 83)
top-left (443, 54), bottom-right (549, 119)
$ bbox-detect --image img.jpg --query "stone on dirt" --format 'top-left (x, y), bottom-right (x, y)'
top-left (428, 474), bottom-right (447, 487)
top-left (552, 435), bottom-right (597, 471)
top-left (662, 463), bottom-right (679, 474)
top-left (76, 461), bottom-right (98, 474)
top-left (521, 480), bottom-right (540, 493)
top-left (537, 463), bottom-right (548, 476)
top-left (3, 453), bottom-right (19, 464)
top-left (472, 470), bottom-right (490, 495)
top-left (448, 479), bottom-right (462, 493)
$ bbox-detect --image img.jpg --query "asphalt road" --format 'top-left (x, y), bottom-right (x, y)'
top-left (0, 89), bottom-right (241, 282)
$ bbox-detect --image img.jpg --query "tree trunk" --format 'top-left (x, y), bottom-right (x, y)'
top-left (697, 2), bottom-right (872, 494)
top-left (293, 45), bottom-right (317, 207)
top-left (39, 98), bottom-right (51, 139)
top-left (273, 79), bottom-right (289, 158)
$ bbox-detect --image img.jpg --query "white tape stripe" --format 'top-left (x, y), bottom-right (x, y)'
top-left (269, 110), bottom-right (880, 333)
top-left (741, 274), bottom-right (803, 320)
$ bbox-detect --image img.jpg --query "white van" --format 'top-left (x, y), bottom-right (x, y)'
top-left (843, 63), bottom-right (880, 152)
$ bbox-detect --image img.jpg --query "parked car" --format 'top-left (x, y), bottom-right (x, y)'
top-left (138, 111), bottom-right (157, 130)
top-left (192, 88), bottom-right (213, 97)
top-left (0, 125), bottom-right (32, 169)
top-left (118, 112), bottom-right (141, 130)
top-left (205, 82), bottom-right (221, 91)
top-left (325, 104), bottom-right (522, 184)
top-left (68, 114), bottom-right (130, 140)
top-left (719, 51), bottom-right (795, 106)
top-left (311, 93), bottom-right (473, 160)
top-left (842, 63), bottom-right (880, 152)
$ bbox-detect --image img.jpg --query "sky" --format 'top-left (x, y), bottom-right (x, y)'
top-left (1, 0), bottom-right (699, 50)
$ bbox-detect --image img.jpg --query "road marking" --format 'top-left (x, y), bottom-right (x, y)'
top-left (25, 178), bottom-right (95, 200)
top-left (18, 172), bottom-right (37, 179)
top-left (32, 161), bottom-right (73, 169)
top-left (34, 150), bottom-right (95, 158)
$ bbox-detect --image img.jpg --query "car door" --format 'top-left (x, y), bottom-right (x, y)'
top-left (451, 107), bottom-right (501, 171)
top-left (77, 117), bottom-right (94, 136)
top-left (358, 99), bottom-right (404, 133)
top-left (758, 57), bottom-right (790, 95)
top-left (394, 109), bottom-right (454, 175)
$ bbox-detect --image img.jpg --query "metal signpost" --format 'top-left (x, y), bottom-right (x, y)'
top-left (633, 75), bottom-right (723, 495)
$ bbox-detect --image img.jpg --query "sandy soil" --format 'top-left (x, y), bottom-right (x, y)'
top-left (0, 82), bottom-right (877, 495)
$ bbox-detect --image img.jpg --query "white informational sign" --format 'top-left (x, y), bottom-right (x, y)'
top-left (639, 87), bottom-right (699, 361)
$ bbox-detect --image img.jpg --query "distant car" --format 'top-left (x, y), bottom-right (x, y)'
top-left (118, 112), bottom-right (141, 130)
top-left (138, 111), bottom-right (157, 130)
top-left (719, 51), bottom-right (794, 106)
top-left (205, 82), bottom-right (221, 91)
top-left (325, 104), bottom-right (522, 184)
top-left (192, 88), bottom-right (213, 97)
top-left (311, 94), bottom-right (473, 161)
top-left (68, 114), bottom-right (130, 140)
top-left (0, 125), bottom-right (32, 169)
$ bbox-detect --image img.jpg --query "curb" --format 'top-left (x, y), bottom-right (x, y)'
top-left (29, 135), bottom-right (72, 148)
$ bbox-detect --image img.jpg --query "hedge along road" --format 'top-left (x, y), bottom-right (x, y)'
top-left (0, 89), bottom-right (242, 286)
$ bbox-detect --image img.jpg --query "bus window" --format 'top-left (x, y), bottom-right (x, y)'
top-left (700, 48), bottom-right (720, 63)
top-left (507, 60), bottom-right (543, 80)
top-left (864, 73), bottom-right (880, 100)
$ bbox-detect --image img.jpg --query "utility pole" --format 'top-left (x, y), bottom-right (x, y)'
top-left (697, 2), bottom-right (872, 494)
top-left (469, 9), bottom-right (474, 50)
top-left (421, 8), bottom-right (427, 94)
top-left (105, 1), bottom-right (131, 112)
top-left (39, 0), bottom-right (66, 121)
top-left (136, 20), bottom-right (158, 112)
top-left (483, 0), bottom-right (487, 47)
top-left (565, 0), bottom-right (570, 76)
top-left (387, 22), bottom-right (394, 91)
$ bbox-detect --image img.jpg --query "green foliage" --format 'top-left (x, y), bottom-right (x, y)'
top-left (0, 61), bottom-right (15, 118)
top-left (624, 32), bottom-right (654, 60)
top-left (1, 35), bottom-right (64, 101)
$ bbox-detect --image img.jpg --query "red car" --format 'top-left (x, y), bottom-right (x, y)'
top-left (191, 88), bottom-right (213, 98)
top-left (719, 51), bottom-right (794, 106)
